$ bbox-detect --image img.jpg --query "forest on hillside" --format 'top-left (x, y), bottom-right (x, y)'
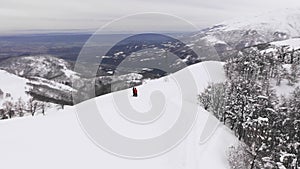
top-left (199, 46), bottom-right (300, 169)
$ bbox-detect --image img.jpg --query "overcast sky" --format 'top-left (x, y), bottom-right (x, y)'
top-left (0, 0), bottom-right (300, 34)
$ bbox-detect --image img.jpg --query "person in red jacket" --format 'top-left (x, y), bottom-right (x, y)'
top-left (132, 87), bottom-right (138, 97)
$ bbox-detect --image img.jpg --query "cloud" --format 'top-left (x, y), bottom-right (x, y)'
top-left (0, 0), bottom-right (300, 34)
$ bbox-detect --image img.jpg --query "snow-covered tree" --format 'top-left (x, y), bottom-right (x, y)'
top-left (27, 98), bottom-right (38, 116)
top-left (15, 97), bottom-right (26, 117)
top-left (2, 101), bottom-right (14, 118)
top-left (200, 46), bottom-right (300, 169)
top-left (198, 83), bottom-right (225, 120)
top-left (228, 143), bottom-right (254, 169)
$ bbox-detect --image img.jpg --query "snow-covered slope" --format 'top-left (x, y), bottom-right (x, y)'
top-left (0, 55), bottom-right (77, 80)
top-left (0, 69), bottom-right (30, 105)
top-left (271, 38), bottom-right (300, 50)
top-left (0, 61), bottom-right (237, 169)
top-left (0, 55), bottom-right (80, 105)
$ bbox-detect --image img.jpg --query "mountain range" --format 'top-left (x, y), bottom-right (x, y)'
top-left (1, 8), bottom-right (300, 106)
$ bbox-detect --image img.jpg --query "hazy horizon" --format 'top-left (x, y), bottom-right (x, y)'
top-left (1, 0), bottom-right (300, 35)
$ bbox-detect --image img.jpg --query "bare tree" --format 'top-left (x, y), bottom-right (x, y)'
top-left (0, 109), bottom-right (7, 119)
top-left (38, 102), bottom-right (47, 116)
top-left (15, 97), bottom-right (25, 117)
top-left (3, 101), bottom-right (14, 118)
top-left (27, 98), bottom-right (38, 116)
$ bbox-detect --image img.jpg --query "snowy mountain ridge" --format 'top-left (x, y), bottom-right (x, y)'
top-left (188, 8), bottom-right (300, 61)
top-left (0, 55), bottom-right (77, 81)
top-left (219, 8), bottom-right (300, 37)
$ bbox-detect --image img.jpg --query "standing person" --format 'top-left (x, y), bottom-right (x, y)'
top-left (134, 87), bottom-right (138, 97)
top-left (132, 87), bottom-right (135, 97)
top-left (132, 87), bottom-right (138, 97)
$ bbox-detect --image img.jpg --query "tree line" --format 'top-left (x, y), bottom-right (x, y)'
top-left (0, 97), bottom-right (49, 120)
top-left (199, 46), bottom-right (300, 169)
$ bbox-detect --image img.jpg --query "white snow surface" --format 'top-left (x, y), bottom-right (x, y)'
top-left (271, 78), bottom-right (300, 97)
top-left (0, 69), bottom-right (30, 105)
top-left (202, 35), bottom-right (227, 45)
top-left (271, 38), bottom-right (300, 49)
top-left (0, 61), bottom-right (238, 169)
top-left (29, 76), bottom-right (76, 92)
top-left (271, 64), bottom-right (300, 97)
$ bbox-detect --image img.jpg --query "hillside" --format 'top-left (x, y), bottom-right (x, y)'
top-left (0, 61), bottom-right (238, 169)
top-left (0, 69), bottom-right (30, 106)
